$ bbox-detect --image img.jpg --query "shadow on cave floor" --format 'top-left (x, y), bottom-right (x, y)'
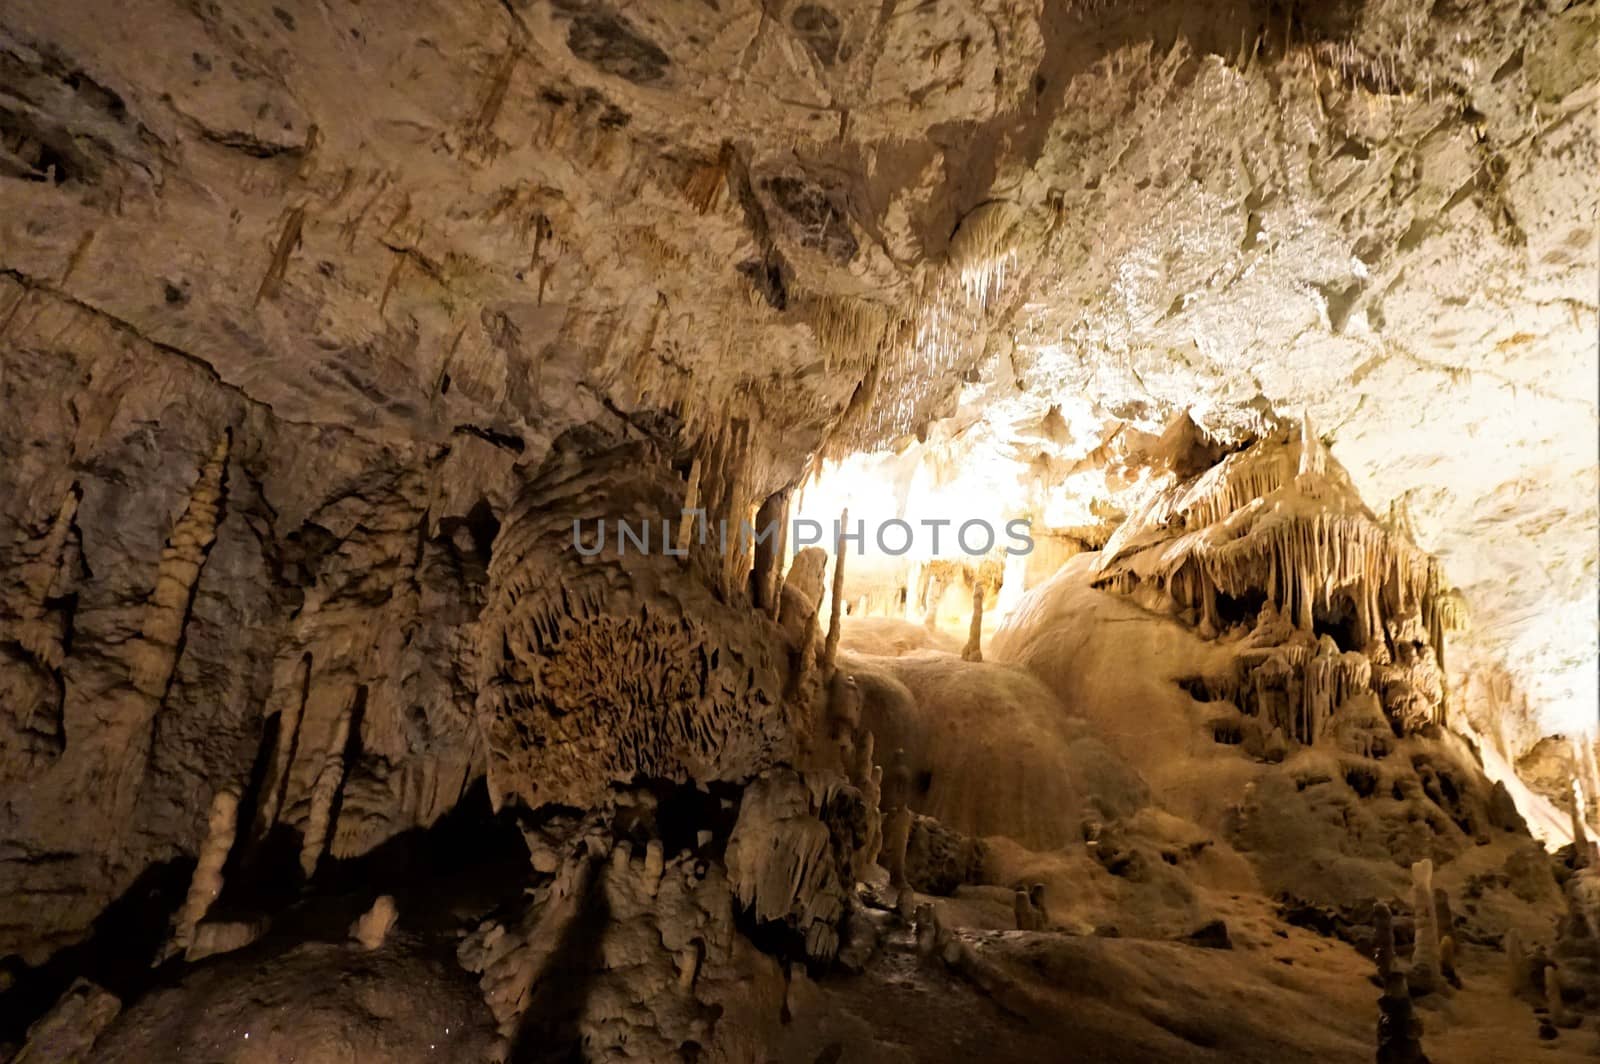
top-left (0, 857), bottom-right (192, 1046)
top-left (2, 778), bottom-right (533, 1045)
top-left (507, 873), bottom-right (610, 1064)
top-left (222, 777), bottom-right (533, 954)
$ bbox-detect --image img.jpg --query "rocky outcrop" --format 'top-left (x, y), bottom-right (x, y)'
top-left (474, 435), bottom-right (796, 812)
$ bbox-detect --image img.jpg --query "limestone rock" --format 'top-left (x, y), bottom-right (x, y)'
top-left (10, 978), bottom-right (119, 1064)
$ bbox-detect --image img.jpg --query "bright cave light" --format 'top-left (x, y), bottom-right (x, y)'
top-left (790, 437), bottom-right (1036, 635)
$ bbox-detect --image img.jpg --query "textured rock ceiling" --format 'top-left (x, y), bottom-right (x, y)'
top-left (0, 0), bottom-right (1595, 741)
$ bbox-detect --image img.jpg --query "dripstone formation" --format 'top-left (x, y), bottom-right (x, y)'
top-left (0, 0), bottom-right (1596, 1061)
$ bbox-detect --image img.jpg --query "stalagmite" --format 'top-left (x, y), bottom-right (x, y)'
top-left (676, 939), bottom-right (702, 991)
top-left (1432, 887), bottom-right (1458, 986)
top-left (643, 839), bottom-right (665, 897)
top-left (1410, 859), bottom-right (1441, 993)
top-left (169, 788), bottom-right (240, 961)
top-left (914, 902), bottom-right (941, 956)
top-left (1569, 864), bottom-right (1600, 940)
top-left (351, 895), bottom-right (399, 950)
top-left (1373, 902), bottom-right (1396, 977)
top-left (880, 748), bottom-right (914, 890)
top-left (1012, 889), bottom-right (1035, 930)
top-left (858, 758), bottom-right (884, 873)
top-left (962, 582), bottom-right (984, 662)
top-left (1545, 964), bottom-right (1576, 1028)
top-left (1376, 969), bottom-right (1429, 1064)
top-left (922, 561), bottom-right (952, 630)
top-left (186, 919), bottom-right (264, 962)
top-left (1506, 928), bottom-right (1529, 995)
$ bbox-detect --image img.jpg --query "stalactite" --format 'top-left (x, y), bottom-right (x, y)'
top-left (752, 487), bottom-right (791, 616)
top-left (1582, 737), bottom-right (1600, 830)
top-left (723, 770), bottom-right (856, 962)
top-left (103, 433), bottom-right (232, 828)
top-left (168, 788), bottom-right (239, 961)
top-left (681, 142), bottom-right (732, 214)
top-left (946, 200), bottom-right (1021, 308)
top-left (246, 653), bottom-right (311, 855)
top-left (0, 483), bottom-right (82, 775)
top-left (7, 484), bottom-right (81, 670)
top-left (186, 919), bottom-right (263, 962)
top-left (299, 696), bottom-right (354, 880)
top-left (675, 456), bottom-right (702, 556)
top-left (1570, 779), bottom-right (1590, 863)
top-left (475, 439), bottom-right (790, 810)
top-left (676, 939), bottom-right (702, 990)
top-left (1096, 422), bottom-right (1454, 741)
top-left (254, 207), bottom-right (305, 305)
top-left (688, 418), bottom-right (766, 600)
top-left (128, 432), bottom-right (231, 700)
top-left (806, 292), bottom-right (893, 375)
top-left (822, 507), bottom-right (848, 680)
top-left (1295, 410), bottom-right (1327, 487)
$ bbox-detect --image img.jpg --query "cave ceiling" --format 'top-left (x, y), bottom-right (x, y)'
top-left (0, 0), bottom-right (1595, 738)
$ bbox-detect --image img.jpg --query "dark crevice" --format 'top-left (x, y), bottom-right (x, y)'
top-left (452, 423), bottom-right (526, 453)
top-left (196, 127), bottom-right (301, 159)
top-left (319, 685), bottom-right (369, 869)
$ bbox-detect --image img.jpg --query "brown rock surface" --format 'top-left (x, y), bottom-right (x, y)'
top-left (0, 2), bottom-right (1594, 1060)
